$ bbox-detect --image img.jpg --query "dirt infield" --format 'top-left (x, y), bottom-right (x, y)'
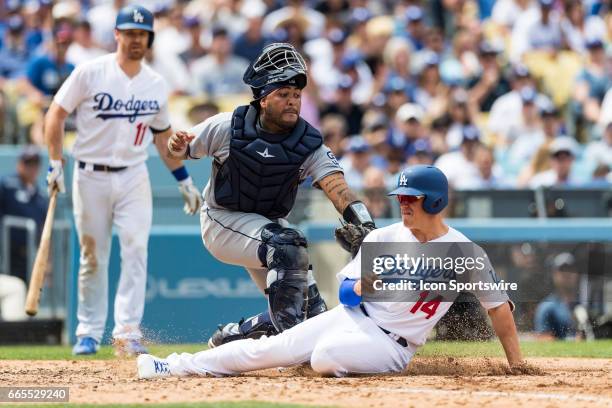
top-left (1, 357), bottom-right (610, 407)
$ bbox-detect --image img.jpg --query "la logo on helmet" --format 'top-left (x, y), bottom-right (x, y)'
top-left (399, 173), bottom-right (408, 186)
top-left (132, 10), bottom-right (144, 23)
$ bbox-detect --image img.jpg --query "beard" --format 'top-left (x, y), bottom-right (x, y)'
top-left (263, 104), bottom-right (298, 133)
top-left (127, 47), bottom-right (145, 60)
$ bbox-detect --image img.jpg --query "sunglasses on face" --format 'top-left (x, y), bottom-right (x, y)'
top-left (397, 195), bottom-right (423, 205)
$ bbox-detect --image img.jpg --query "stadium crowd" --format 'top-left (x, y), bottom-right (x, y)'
top-left (0, 0), bottom-right (611, 197)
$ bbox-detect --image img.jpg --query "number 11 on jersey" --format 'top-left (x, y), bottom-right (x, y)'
top-left (134, 123), bottom-right (148, 146)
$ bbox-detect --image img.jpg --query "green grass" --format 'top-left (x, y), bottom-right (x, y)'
top-left (1, 403), bottom-right (321, 408)
top-left (1, 340), bottom-right (611, 360)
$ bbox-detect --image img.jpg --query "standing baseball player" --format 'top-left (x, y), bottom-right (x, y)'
top-left (44, 5), bottom-right (202, 356)
top-left (137, 165), bottom-right (525, 378)
top-left (166, 43), bottom-right (377, 347)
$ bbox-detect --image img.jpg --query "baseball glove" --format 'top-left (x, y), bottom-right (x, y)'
top-left (335, 221), bottom-right (376, 258)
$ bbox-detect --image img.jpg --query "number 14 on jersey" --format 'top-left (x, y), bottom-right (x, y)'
top-left (410, 291), bottom-right (443, 319)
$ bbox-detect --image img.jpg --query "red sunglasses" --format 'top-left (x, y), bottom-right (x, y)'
top-left (397, 195), bottom-right (423, 205)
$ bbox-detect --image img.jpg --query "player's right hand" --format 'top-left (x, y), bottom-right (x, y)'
top-left (168, 131), bottom-right (194, 158)
top-left (46, 159), bottom-right (65, 195)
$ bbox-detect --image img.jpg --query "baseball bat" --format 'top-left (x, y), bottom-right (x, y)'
top-left (25, 188), bottom-right (58, 316)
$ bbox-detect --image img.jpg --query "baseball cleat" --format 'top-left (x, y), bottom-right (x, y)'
top-left (137, 354), bottom-right (171, 379)
top-left (208, 312), bottom-right (278, 348)
top-left (114, 338), bottom-right (148, 357)
top-left (72, 337), bottom-right (99, 355)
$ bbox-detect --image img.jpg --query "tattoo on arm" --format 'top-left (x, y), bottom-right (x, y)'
top-left (319, 173), bottom-right (359, 214)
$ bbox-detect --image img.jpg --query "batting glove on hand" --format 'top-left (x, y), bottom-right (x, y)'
top-left (46, 159), bottom-right (65, 195)
top-left (178, 177), bottom-right (202, 215)
top-left (168, 131), bottom-right (194, 158)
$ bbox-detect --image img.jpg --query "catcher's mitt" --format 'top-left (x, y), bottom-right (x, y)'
top-left (335, 221), bottom-right (376, 258)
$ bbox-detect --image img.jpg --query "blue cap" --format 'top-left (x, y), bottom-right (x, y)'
top-left (7, 15), bottom-right (24, 32)
top-left (423, 53), bottom-right (440, 67)
top-left (183, 16), bottom-right (200, 28)
top-left (539, 0), bottom-right (554, 7)
top-left (405, 6), bottom-right (424, 22)
top-left (586, 38), bottom-right (604, 49)
top-left (520, 87), bottom-right (537, 104)
top-left (388, 165), bottom-right (449, 214)
top-left (383, 77), bottom-right (408, 94)
top-left (512, 63), bottom-right (530, 78)
top-left (413, 139), bottom-right (432, 154)
top-left (462, 125), bottom-right (480, 142)
top-left (347, 136), bottom-right (371, 153)
top-left (328, 28), bottom-right (347, 45)
top-left (338, 74), bottom-right (354, 89)
top-left (340, 52), bottom-right (361, 71)
top-left (350, 7), bottom-right (372, 25)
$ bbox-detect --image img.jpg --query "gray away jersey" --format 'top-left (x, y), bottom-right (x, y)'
top-left (187, 112), bottom-right (343, 213)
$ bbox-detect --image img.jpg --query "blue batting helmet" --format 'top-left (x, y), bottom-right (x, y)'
top-left (115, 5), bottom-right (154, 48)
top-left (243, 43), bottom-right (307, 100)
top-left (388, 165), bottom-right (448, 214)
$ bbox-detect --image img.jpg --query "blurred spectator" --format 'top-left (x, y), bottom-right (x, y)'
top-left (468, 41), bottom-right (511, 112)
top-left (506, 87), bottom-right (545, 163)
top-left (361, 112), bottom-right (391, 165)
top-left (526, 0), bottom-right (562, 52)
top-left (320, 75), bottom-right (363, 135)
top-left (0, 15), bottom-right (31, 79)
top-left (0, 274), bottom-right (27, 321)
top-left (407, 139), bottom-right (434, 166)
top-left (439, 29), bottom-right (479, 85)
top-left (413, 53), bottom-right (448, 119)
top-left (389, 102), bottom-right (426, 157)
top-left (382, 76), bottom-right (411, 112)
top-left (584, 121), bottom-right (612, 168)
top-left (362, 166), bottom-right (392, 219)
top-left (571, 38), bottom-right (610, 140)
top-left (587, 164), bottom-right (611, 187)
top-left (320, 114), bottom-right (348, 158)
top-left (262, 0), bottom-right (325, 40)
top-left (191, 27), bottom-right (249, 97)
top-left (529, 137), bottom-right (578, 188)
top-left (24, 22), bottom-right (74, 97)
top-left (488, 64), bottom-right (550, 142)
top-left (187, 101), bottom-right (220, 127)
top-left (491, 0), bottom-right (538, 29)
top-left (179, 16), bottom-right (207, 69)
top-left (66, 19), bottom-right (105, 66)
top-left (339, 136), bottom-right (371, 190)
top-left (87, 0), bottom-right (124, 51)
top-left (560, 0), bottom-right (607, 53)
top-left (455, 144), bottom-right (509, 189)
top-left (0, 146), bottom-right (48, 285)
top-left (145, 47), bottom-right (190, 95)
top-left (154, 7), bottom-right (192, 58)
top-left (233, 1), bottom-right (268, 62)
top-left (443, 88), bottom-right (474, 150)
top-left (403, 5), bottom-right (426, 51)
top-left (435, 124), bottom-right (480, 188)
top-left (534, 253), bottom-right (579, 340)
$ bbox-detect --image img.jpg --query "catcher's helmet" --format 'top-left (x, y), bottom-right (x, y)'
top-left (243, 43), bottom-right (307, 100)
top-left (388, 165), bottom-right (448, 214)
top-left (115, 4), bottom-right (154, 48)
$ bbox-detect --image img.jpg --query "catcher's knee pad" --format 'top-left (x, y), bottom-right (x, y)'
top-left (258, 223), bottom-right (309, 332)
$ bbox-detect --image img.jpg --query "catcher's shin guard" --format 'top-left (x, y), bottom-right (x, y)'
top-left (306, 282), bottom-right (327, 318)
top-left (208, 311), bottom-right (277, 348)
top-left (259, 224), bottom-right (309, 332)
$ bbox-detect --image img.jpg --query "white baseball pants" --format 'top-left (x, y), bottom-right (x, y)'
top-left (165, 304), bottom-right (415, 377)
top-left (72, 161), bottom-right (152, 342)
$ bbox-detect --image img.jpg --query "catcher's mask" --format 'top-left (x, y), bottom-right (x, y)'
top-left (243, 43), bottom-right (307, 100)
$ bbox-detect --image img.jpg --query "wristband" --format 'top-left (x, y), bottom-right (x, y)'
top-left (339, 278), bottom-right (361, 307)
top-left (49, 159), bottom-right (62, 168)
top-left (342, 201), bottom-right (374, 226)
top-left (172, 166), bottom-right (189, 182)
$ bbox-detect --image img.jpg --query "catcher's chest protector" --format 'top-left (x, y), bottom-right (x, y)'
top-left (214, 105), bottom-right (322, 219)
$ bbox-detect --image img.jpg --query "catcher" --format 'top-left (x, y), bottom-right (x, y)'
top-left (167, 43), bottom-right (376, 347)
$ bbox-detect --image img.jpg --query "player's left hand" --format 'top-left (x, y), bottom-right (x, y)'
top-left (178, 178), bottom-right (202, 215)
top-left (334, 222), bottom-right (376, 258)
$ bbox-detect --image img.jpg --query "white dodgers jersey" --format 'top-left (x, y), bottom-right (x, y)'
top-left (54, 53), bottom-right (170, 167)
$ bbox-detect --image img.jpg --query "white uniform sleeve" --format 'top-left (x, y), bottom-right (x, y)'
top-left (53, 64), bottom-right (88, 114)
top-left (149, 79), bottom-right (171, 132)
top-left (301, 144), bottom-right (343, 188)
top-left (187, 112), bottom-right (232, 160)
top-left (466, 249), bottom-right (510, 310)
